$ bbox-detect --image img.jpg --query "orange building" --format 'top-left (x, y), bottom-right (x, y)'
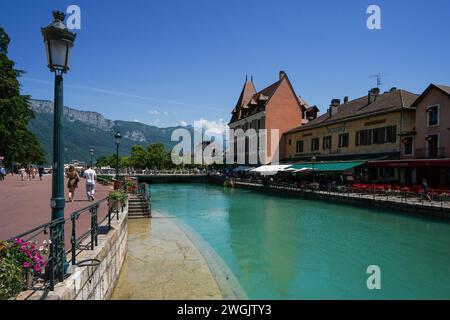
top-left (228, 71), bottom-right (308, 164)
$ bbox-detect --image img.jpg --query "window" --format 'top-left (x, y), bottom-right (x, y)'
top-left (296, 140), bottom-right (304, 153)
top-left (311, 138), bottom-right (320, 151)
top-left (323, 136), bottom-right (332, 150)
top-left (386, 126), bottom-right (397, 143)
top-left (356, 130), bottom-right (372, 146)
top-left (338, 133), bottom-right (349, 148)
top-left (403, 137), bottom-right (413, 156)
top-left (428, 106), bottom-right (439, 126)
top-left (372, 127), bottom-right (386, 144)
top-left (288, 139), bottom-right (292, 146)
top-left (427, 135), bottom-right (439, 158)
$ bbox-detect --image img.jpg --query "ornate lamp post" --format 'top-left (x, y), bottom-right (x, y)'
top-left (90, 148), bottom-right (94, 168)
top-left (311, 155), bottom-right (317, 185)
top-left (42, 11), bottom-right (76, 281)
top-left (115, 131), bottom-right (121, 181)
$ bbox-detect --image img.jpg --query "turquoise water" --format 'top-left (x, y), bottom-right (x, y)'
top-left (151, 184), bottom-right (450, 299)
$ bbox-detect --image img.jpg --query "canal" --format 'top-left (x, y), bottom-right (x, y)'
top-left (151, 183), bottom-right (450, 299)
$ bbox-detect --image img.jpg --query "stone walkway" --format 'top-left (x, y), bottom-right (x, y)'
top-left (110, 212), bottom-right (223, 300)
top-left (0, 174), bottom-right (113, 244)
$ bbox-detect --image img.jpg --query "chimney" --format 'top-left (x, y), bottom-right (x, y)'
top-left (368, 88), bottom-right (380, 104)
top-left (329, 98), bottom-right (340, 116)
top-left (343, 96), bottom-right (349, 104)
top-left (389, 87), bottom-right (397, 92)
top-left (279, 71), bottom-right (286, 80)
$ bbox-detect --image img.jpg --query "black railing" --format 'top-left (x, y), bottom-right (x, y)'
top-left (136, 183), bottom-right (152, 217)
top-left (232, 178), bottom-right (450, 211)
top-left (7, 196), bottom-right (126, 297)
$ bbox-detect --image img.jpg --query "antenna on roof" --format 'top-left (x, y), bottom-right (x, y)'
top-left (369, 74), bottom-right (382, 89)
top-left (251, 75), bottom-right (253, 82)
top-left (245, 75), bottom-right (248, 81)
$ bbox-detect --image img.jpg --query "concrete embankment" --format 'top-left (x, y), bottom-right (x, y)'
top-left (110, 211), bottom-right (245, 300)
top-left (224, 180), bottom-right (450, 220)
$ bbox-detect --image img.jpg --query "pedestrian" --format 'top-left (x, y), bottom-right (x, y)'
top-left (38, 164), bottom-right (44, 181)
top-left (26, 166), bottom-right (31, 181)
top-left (19, 166), bottom-right (25, 181)
top-left (66, 165), bottom-right (80, 202)
top-left (83, 165), bottom-right (97, 202)
top-left (0, 165), bottom-right (5, 181)
top-left (422, 178), bottom-right (432, 202)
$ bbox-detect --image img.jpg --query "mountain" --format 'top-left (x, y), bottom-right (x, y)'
top-left (28, 99), bottom-right (191, 164)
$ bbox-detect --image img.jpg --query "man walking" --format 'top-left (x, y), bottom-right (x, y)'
top-left (83, 165), bottom-right (97, 201)
top-left (0, 165), bottom-right (5, 181)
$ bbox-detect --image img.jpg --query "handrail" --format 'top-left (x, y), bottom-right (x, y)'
top-left (6, 195), bottom-right (124, 295)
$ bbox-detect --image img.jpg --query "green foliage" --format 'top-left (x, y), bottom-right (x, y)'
top-left (107, 190), bottom-right (128, 205)
top-left (0, 241), bottom-right (23, 300)
top-left (0, 28), bottom-right (46, 167)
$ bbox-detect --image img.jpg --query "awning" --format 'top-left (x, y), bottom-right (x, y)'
top-left (250, 165), bottom-right (291, 176)
top-left (368, 159), bottom-right (450, 168)
top-left (287, 161), bottom-right (366, 172)
top-left (233, 166), bottom-right (254, 172)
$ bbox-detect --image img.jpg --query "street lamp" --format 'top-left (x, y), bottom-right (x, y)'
top-left (115, 131), bottom-right (121, 181)
top-left (311, 155), bottom-right (317, 185)
top-left (90, 148), bottom-right (94, 168)
top-left (42, 11), bottom-right (76, 281)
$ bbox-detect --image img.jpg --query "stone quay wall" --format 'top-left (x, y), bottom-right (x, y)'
top-left (44, 206), bottom-right (128, 300)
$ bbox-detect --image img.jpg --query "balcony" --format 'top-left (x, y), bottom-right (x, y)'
top-left (415, 148), bottom-right (447, 159)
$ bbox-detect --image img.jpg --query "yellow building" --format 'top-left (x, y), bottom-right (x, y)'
top-left (284, 88), bottom-right (418, 162)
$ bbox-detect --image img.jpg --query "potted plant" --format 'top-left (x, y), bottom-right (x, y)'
top-left (107, 190), bottom-right (128, 211)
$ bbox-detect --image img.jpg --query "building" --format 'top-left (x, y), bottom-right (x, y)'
top-left (284, 87), bottom-right (418, 162)
top-left (228, 71), bottom-right (308, 165)
top-left (412, 84), bottom-right (450, 159)
top-left (368, 84), bottom-right (450, 186)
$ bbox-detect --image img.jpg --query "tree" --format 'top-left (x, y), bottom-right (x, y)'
top-left (147, 143), bottom-right (167, 169)
top-left (128, 145), bottom-right (148, 169)
top-left (0, 27), bottom-right (45, 168)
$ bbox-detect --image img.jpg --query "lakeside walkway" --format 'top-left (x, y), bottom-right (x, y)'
top-left (110, 212), bottom-right (223, 300)
top-left (233, 180), bottom-right (450, 218)
top-left (0, 174), bottom-right (113, 243)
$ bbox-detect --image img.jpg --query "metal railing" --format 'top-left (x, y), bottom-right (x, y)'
top-left (136, 183), bottom-right (152, 217)
top-left (232, 178), bottom-right (450, 211)
top-left (7, 196), bottom-right (126, 297)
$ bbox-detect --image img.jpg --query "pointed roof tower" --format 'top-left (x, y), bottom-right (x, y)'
top-left (232, 76), bottom-right (257, 112)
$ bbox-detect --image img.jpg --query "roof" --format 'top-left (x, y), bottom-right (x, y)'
top-left (229, 73), bottom-right (308, 124)
top-left (410, 83), bottom-right (450, 109)
top-left (286, 89), bottom-right (418, 134)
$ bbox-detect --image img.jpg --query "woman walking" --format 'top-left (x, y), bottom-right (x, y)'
top-left (66, 165), bottom-right (80, 202)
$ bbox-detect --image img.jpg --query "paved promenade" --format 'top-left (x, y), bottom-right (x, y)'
top-left (110, 212), bottom-right (223, 300)
top-left (0, 174), bottom-right (113, 243)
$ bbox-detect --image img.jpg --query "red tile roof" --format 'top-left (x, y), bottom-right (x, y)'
top-left (230, 73), bottom-right (308, 124)
top-left (287, 89), bottom-right (418, 133)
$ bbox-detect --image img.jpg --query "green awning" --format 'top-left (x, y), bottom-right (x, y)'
top-left (287, 161), bottom-right (366, 172)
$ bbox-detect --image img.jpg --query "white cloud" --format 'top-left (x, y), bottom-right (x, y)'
top-left (194, 118), bottom-right (229, 137)
top-left (179, 120), bottom-right (188, 127)
top-left (147, 109), bottom-right (160, 115)
top-left (153, 119), bottom-right (161, 126)
top-left (133, 119), bottom-right (143, 123)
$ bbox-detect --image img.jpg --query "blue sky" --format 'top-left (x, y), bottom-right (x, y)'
top-left (1, 0), bottom-right (449, 129)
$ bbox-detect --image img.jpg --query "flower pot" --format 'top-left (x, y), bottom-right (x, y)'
top-left (109, 200), bottom-right (120, 211)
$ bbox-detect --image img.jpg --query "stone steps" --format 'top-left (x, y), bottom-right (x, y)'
top-left (127, 196), bottom-right (151, 219)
